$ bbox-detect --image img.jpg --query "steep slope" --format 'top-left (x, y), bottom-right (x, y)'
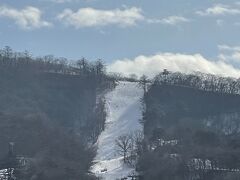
top-left (143, 84), bottom-right (240, 136)
top-left (0, 70), bottom-right (109, 180)
top-left (91, 81), bottom-right (143, 180)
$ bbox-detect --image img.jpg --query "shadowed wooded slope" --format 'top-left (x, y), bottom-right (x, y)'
top-left (0, 47), bottom-right (115, 180)
top-left (137, 72), bottom-right (240, 180)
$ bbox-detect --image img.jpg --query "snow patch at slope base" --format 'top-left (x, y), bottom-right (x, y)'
top-left (91, 81), bottom-right (143, 180)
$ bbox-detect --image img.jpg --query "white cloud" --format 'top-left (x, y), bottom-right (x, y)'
top-left (0, 5), bottom-right (52, 30)
top-left (41, 0), bottom-right (92, 3)
top-left (57, 7), bottom-right (144, 28)
top-left (50, 0), bottom-right (72, 3)
top-left (148, 16), bottom-right (190, 25)
top-left (196, 4), bottom-right (240, 16)
top-left (161, 16), bottom-right (190, 25)
top-left (108, 53), bottom-right (240, 78)
top-left (42, 0), bottom-right (78, 3)
top-left (57, 7), bottom-right (190, 28)
top-left (218, 44), bottom-right (240, 52)
top-left (218, 44), bottom-right (240, 65)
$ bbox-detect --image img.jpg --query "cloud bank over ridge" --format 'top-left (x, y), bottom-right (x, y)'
top-left (108, 53), bottom-right (240, 78)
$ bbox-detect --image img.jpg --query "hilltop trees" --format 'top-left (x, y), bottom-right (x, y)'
top-left (76, 58), bottom-right (88, 74)
top-left (0, 46), bottom-right (107, 82)
top-left (153, 71), bottom-right (240, 95)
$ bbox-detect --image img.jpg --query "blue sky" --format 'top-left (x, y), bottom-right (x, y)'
top-left (1, 0), bottom-right (240, 77)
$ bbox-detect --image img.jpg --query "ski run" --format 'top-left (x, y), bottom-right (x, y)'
top-left (91, 81), bottom-right (144, 180)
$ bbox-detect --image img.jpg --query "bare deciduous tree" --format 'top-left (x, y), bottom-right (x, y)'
top-left (115, 134), bottom-right (133, 163)
top-left (139, 75), bottom-right (148, 94)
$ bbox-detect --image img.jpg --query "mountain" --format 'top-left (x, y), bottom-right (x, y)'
top-left (1, 47), bottom-right (240, 180)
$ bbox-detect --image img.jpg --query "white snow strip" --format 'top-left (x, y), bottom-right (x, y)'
top-left (91, 81), bottom-right (143, 180)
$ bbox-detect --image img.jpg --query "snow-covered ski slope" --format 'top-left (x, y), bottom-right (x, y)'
top-left (91, 81), bottom-right (143, 180)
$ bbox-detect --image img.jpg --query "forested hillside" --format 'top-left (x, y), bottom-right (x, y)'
top-left (137, 71), bottom-right (240, 180)
top-left (0, 46), bottom-right (115, 180)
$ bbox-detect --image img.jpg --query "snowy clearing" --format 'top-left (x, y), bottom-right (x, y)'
top-left (91, 81), bottom-right (143, 180)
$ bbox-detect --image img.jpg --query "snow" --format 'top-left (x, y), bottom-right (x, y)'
top-left (91, 81), bottom-right (143, 180)
top-left (0, 169), bottom-right (7, 178)
top-left (0, 169), bottom-right (14, 180)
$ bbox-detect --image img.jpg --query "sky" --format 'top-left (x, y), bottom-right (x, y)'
top-left (1, 0), bottom-right (240, 77)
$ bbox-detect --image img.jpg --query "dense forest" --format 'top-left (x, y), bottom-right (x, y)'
top-left (0, 46), bottom-right (115, 180)
top-left (137, 71), bottom-right (240, 180)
